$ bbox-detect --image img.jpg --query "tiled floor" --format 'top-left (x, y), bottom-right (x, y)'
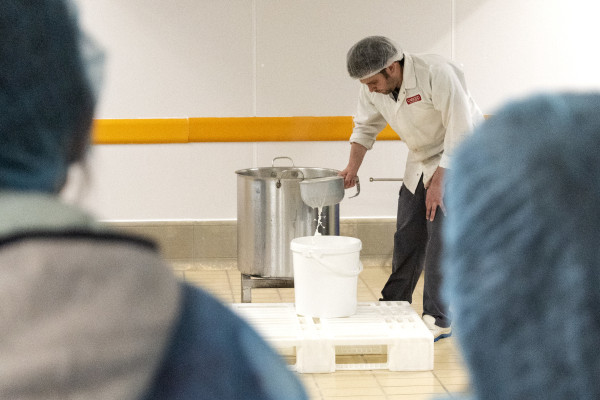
top-left (171, 262), bottom-right (471, 400)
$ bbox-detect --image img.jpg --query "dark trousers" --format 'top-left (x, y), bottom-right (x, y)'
top-left (381, 176), bottom-right (450, 327)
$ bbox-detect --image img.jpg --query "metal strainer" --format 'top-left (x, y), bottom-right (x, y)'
top-left (300, 176), bottom-right (360, 208)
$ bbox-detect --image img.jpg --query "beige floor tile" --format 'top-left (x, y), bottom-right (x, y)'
top-left (299, 374), bottom-right (319, 389)
top-left (184, 271), bottom-right (229, 285)
top-left (279, 288), bottom-right (296, 302)
top-left (315, 374), bottom-right (379, 389)
top-left (232, 294), bottom-right (243, 303)
top-left (444, 384), bottom-right (471, 395)
top-left (210, 292), bottom-right (235, 303)
top-left (298, 375), bottom-right (322, 399)
top-left (436, 375), bottom-right (470, 386)
top-left (312, 370), bottom-right (375, 381)
top-left (434, 369), bottom-right (469, 380)
top-left (227, 270), bottom-right (242, 284)
top-left (170, 260), bottom-right (192, 271)
top-left (383, 384), bottom-right (446, 395)
top-left (434, 359), bottom-right (468, 370)
top-left (306, 388), bottom-right (324, 400)
top-left (189, 280), bottom-right (231, 290)
top-left (357, 291), bottom-right (378, 302)
top-left (322, 396), bottom-right (386, 400)
top-left (375, 376), bottom-right (439, 387)
top-left (186, 269), bottom-right (230, 276)
top-left (249, 288), bottom-right (283, 302)
top-left (320, 387), bottom-right (385, 397)
top-left (386, 395), bottom-right (438, 400)
top-left (373, 370), bottom-right (434, 377)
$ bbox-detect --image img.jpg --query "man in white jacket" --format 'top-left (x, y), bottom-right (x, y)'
top-left (340, 36), bottom-right (483, 341)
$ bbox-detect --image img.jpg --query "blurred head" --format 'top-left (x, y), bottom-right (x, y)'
top-left (0, 0), bottom-right (102, 193)
top-left (346, 36), bottom-right (403, 80)
top-left (443, 92), bottom-right (600, 399)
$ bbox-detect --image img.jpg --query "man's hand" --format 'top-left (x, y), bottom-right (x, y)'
top-left (425, 167), bottom-right (446, 221)
top-left (339, 167), bottom-right (358, 189)
top-left (339, 142), bottom-right (368, 188)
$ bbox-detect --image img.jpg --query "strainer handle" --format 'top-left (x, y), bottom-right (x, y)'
top-left (348, 176), bottom-right (360, 198)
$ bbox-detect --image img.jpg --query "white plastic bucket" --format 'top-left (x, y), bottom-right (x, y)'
top-left (291, 236), bottom-right (363, 318)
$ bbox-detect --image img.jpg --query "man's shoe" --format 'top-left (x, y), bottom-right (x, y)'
top-left (422, 315), bottom-right (452, 342)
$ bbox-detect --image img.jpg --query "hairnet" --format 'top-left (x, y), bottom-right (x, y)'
top-left (443, 92), bottom-right (600, 399)
top-left (0, 0), bottom-right (104, 193)
top-left (346, 36), bottom-right (403, 80)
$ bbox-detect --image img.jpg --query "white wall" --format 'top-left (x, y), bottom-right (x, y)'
top-left (455, 0), bottom-right (600, 113)
top-left (68, 0), bottom-right (600, 221)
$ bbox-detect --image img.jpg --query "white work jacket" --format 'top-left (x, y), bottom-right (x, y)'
top-left (349, 52), bottom-right (484, 193)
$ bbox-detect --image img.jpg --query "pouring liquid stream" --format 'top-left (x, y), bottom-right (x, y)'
top-left (311, 199), bottom-right (326, 243)
top-left (309, 199), bottom-right (325, 245)
top-left (315, 206), bottom-right (324, 237)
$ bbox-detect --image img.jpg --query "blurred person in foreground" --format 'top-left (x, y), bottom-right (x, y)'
top-left (0, 1), bottom-right (307, 399)
top-left (340, 36), bottom-right (483, 340)
top-left (442, 92), bottom-right (600, 399)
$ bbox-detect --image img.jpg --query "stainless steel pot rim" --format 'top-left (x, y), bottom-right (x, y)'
top-left (299, 176), bottom-right (343, 184)
top-left (235, 167), bottom-right (340, 179)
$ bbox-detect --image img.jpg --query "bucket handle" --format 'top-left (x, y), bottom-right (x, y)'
top-left (304, 250), bottom-right (363, 277)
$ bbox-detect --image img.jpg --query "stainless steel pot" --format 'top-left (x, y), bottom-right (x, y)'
top-left (236, 157), bottom-right (340, 278)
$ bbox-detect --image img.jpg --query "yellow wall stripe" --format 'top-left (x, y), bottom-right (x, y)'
top-left (92, 117), bottom-right (400, 144)
top-left (91, 116), bottom-right (490, 144)
top-left (92, 118), bottom-right (189, 144)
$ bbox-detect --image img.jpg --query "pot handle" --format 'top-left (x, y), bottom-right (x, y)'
top-left (348, 176), bottom-right (360, 198)
top-left (272, 156), bottom-right (295, 167)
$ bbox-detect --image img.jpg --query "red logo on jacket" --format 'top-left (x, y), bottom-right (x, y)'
top-left (406, 94), bottom-right (422, 105)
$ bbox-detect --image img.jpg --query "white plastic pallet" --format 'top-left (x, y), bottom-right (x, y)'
top-left (231, 302), bottom-right (434, 373)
